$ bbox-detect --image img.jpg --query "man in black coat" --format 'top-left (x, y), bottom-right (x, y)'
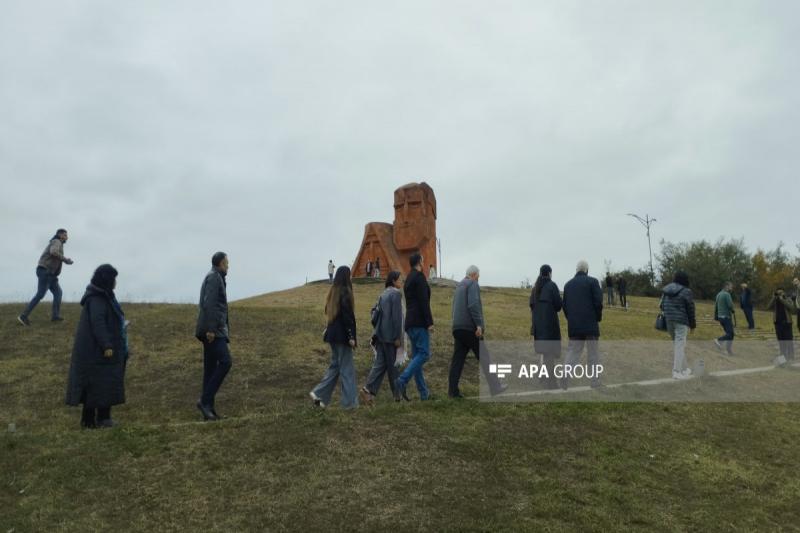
top-left (562, 260), bottom-right (604, 389)
top-left (195, 252), bottom-right (232, 421)
top-left (617, 276), bottom-right (628, 309)
top-left (739, 282), bottom-right (755, 330)
top-left (395, 252), bottom-right (434, 401)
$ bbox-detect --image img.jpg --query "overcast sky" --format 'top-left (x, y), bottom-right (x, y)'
top-left (1, 1), bottom-right (798, 303)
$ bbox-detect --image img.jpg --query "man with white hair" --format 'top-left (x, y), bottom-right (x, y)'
top-left (561, 260), bottom-right (604, 389)
top-left (448, 265), bottom-right (505, 398)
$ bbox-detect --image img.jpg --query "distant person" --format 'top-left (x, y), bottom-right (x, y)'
top-left (360, 271), bottom-right (404, 405)
top-left (530, 264), bottom-right (562, 390)
top-left (793, 278), bottom-right (800, 331)
top-left (660, 271), bottom-right (696, 379)
top-left (395, 252), bottom-right (434, 401)
top-left (310, 265), bottom-right (358, 409)
top-left (18, 228), bottom-right (74, 325)
top-left (65, 264), bottom-right (128, 429)
top-left (328, 260), bottom-right (335, 283)
top-left (561, 260), bottom-right (604, 389)
top-left (448, 265), bottom-right (505, 398)
top-left (714, 282), bottom-right (735, 355)
top-left (429, 264), bottom-right (437, 279)
top-left (374, 257), bottom-right (381, 278)
top-left (617, 276), bottom-right (628, 309)
top-left (366, 260), bottom-right (373, 278)
top-left (605, 273), bottom-right (615, 306)
top-left (768, 288), bottom-right (796, 364)
top-left (739, 282), bottom-right (755, 330)
top-left (195, 252), bottom-right (233, 421)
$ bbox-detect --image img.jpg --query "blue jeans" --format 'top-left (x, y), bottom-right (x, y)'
top-left (22, 267), bottom-right (62, 319)
top-left (398, 327), bottom-right (431, 400)
top-left (717, 317), bottom-right (735, 354)
top-left (312, 343), bottom-right (357, 408)
top-left (201, 337), bottom-right (232, 407)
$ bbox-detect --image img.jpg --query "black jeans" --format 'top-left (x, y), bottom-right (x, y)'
top-left (202, 337), bottom-right (232, 407)
top-left (449, 330), bottom-right (502, 396)
top-left (775, 322), bottom-right (795, 360)
top-left (618, 291), bottom-right (627, 308)
top-left (81, 406), bottom-right (111, 426)
top-left (742, 306), bottom-right (755, 329)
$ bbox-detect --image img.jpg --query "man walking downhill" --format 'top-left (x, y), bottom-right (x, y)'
top-left (561, 260), bottom-right (604, 390)
top-left (395, 252), bottom-right (434, 401)
top-left (740, 283), bottom-right (755, 330)
top-left (195, 252), bottom-right (233, 421)
top-left (18, 228), bottom-right (74, 325)
top-left (448, 265), bottom-right (506, 399)
top-left (714, 282), bottom-right (736, 355)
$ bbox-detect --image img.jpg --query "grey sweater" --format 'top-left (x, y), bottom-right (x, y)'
top-left (452, 277), bottom-right (485, 332)
top-left (373, 287), bottom-right (404, 343)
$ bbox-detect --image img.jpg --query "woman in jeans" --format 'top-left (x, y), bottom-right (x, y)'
top-left (310, 266), bottom-right (358, 409)
top-left (65, 264), bottom-right (129, 428)
top-left (360, 271), bottom-right (404, 405)
top-left (660, 271), bottom-right (696, 379)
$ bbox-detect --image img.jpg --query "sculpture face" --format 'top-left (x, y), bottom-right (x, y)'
top-left (393, 185), bottom-right (435, 251)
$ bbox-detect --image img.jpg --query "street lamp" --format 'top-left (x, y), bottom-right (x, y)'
top-left (627, 213), bottom-right (657, 283)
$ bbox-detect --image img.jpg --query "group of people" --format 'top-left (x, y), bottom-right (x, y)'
top-left (16, 229), bottom-right (800, 423)
top-left (365, 257), bottom-right (382, 279)
top-left (603, 273), bottom-right (628, 309)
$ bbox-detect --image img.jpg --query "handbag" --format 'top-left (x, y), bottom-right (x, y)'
top-left (655, 313), bottom-right (667, 331)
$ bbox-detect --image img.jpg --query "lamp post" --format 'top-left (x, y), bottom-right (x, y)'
top-left (437, 238), bottom-right (442, 278)
top-left (627, 213), bottom-right (657, 283)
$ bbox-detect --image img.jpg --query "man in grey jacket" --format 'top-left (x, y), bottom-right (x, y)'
top-left (195, 252), bottom-right (232, 421)
top-left (18, 229), bottom-right (74, 325)
top-left (361, 271), bottom-right (404, 404)
top-left (448, 265), bottom-right (505, 398)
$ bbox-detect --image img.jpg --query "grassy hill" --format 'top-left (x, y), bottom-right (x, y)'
top-left (2, 283), bottom-right (799, 531)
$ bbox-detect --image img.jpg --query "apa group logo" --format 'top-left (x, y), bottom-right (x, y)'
top-left (489, 363), bottom-right (604, 380)
top-left (488, 364), bottom-right (513, 378)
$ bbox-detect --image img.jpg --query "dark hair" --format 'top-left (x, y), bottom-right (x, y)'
top-left (56, 228), bottom-right (67, 236)
top-left (212, 251), bottom-right (227, 267)
top-left (326, 266), bottom-right (354, 323)
top-left (385, 271), bottom-right (401, 288)
top-left (409, 252), bottom-right (422, 268)
top-left (673, 271), bottom-right (690, 287)
top-left (533, 264), bottom-right (552, 300)
top-left (91, 264), bottom-right (118, 292)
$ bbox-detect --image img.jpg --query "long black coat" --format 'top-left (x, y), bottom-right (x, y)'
top-left (65, 285), bottom-right (127, 408)
top-left (530, 280), bottom-right (562, 355)
top-left (562, 272), bottom-right (603, 338)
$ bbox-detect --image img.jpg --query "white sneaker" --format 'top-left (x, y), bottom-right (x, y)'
top-left (774, 355), bottom-right (787, 367)
top-left (673, 371), bottom-right (690, 380)
top-left (681, 368), bottom-right (692, 377)
top-left (309, 391), bottom-right (326, 408)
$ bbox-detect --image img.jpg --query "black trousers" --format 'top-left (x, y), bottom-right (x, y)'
top-left (202, 337), bottom-right (233, 407)
top-left (449, 330), bottom-right (502, 396)
top-left (742, 306), bottom-right (755, 329)
top-left (775, 322), bottom-right (795, 360)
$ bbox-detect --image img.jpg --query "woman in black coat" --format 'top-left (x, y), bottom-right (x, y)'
top-left (65, 264), bottom-right (129, 428)
top-left (530, 264), bottom-right (562, 389)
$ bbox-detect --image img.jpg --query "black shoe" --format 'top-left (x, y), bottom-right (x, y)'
top-left (51, 317), bottom-right (64, 322)
top-left (448, 392), bottom-right (465, 399)
top-left (196, 401), bottom-right (217, 421)
top-left (211, 407), bottom-right (220, 419)
top-left (395, 379), bottom-right (410, 402)
top-left (97, 418), bottom-right (117, 428)
top-left (80, 420), bottom-right (97, 430)
top-left (17, 315), bottom-right (30, 326)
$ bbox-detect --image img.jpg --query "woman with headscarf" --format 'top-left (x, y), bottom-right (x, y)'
top-left (309, 265), bottom-right (358, 409)
top-left (530, 264), bottom-right (562, 389)
top-left (65, 264), bottom-right (129, 428)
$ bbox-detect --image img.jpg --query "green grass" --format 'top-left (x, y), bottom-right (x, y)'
top-left (1, 284), bottom-right (799, 532)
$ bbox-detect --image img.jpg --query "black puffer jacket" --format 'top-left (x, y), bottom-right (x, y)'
top-left (660, 282), bottom-right (696, 329)
top-left (65, 285), bottom-right (127, 408)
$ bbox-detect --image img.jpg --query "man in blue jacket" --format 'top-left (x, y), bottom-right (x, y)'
top-left (561, 260), bottom-right (604, 389)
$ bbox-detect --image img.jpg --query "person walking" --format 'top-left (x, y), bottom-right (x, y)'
top-left (660, 271), bottom-right (697, 379)
top-left (768, 288), bottom-right (796, 364)
top-left (328, 260), bottom-right (335, 283)
top-left (530, 264), bottom-right (562, 390)
top-left (360, 271), bottom-right (404, 404)
top-left (18, 228), bottom-right (74, 325)
top-left (714, 282), bottom-right (736, 355)
top-left (310, 266), bottom-right (358, 409)
top-left (740, 282), bottom-right (755, 330)
top-left (395, 252), bottom-right (434, 401)
top-left (604, 273), bottom-right (615, 306)
top-left (195, 252), bottom-right (233, 421)
top-left (617, 276), bottom-right (628, 309)
top-left (65, 265), bottom-right (128, 429)
top-left (561, 260), bottom-right (604, 389)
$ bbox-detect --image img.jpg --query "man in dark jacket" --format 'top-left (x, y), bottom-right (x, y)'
top-left (617, 276), bottom-right (628, 309)
top-left (561, 260), bottom-right (604, 389)
top-left (395, 252), bottom-right (434, 401)
top-left (604, 273), bottom-right (615, 306)
top-left (195, 252), bottom-right (232, 421)
top-left (739, 282), bottom-right (755, 330)
top-left (19, 228), bottom-right (74, 325)
top-left (660, 271), bottom-right (696, 379)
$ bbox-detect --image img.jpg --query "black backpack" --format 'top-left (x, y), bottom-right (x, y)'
top-left (370, 295), bottom-right (382, 327)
